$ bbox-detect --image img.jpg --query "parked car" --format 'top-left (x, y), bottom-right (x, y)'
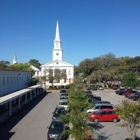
top-left (117, 89), bottom-right (125, 95)
top-left (59, 95), bottom-right (68, 101)
top-left (47, 120), bottom-right (69, 140)
top-left (91, 86), bottom-right (97, 90)
top-left (60, 89), bottom-right (68, 96)
top-left (60, 92), bottom-right (68, 97)
top-left (52, 106), bottom-right (65, 120)
top-left (58, 100), bottom-right (69, 110)
top-left (88, 109), bottom-right (120, 123)
top-left (125, 90), bottom-right (137, 98)
top-left (87, 104), bottom-right (115, 113)
top-left (120, 85), bottom-right (125, 89)
top-left (127, 92), bottom-right (139, 99)
top-left (112, 86), bottom-right (118, 90)
top-left (132, 92), bottom-right (140, 101)
top-left (98, 86), bottom-right (104, 90)
top-left (84, 94), bottom-right (101, 101)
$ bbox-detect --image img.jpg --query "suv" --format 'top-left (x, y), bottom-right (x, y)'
top-left (87, 104), bottom-right (115, 113)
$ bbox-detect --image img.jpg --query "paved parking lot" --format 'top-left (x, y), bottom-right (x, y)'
top-left (91, 89), bottom-right (140, 140)
top-left (0, 89), bottom-right (140, 140)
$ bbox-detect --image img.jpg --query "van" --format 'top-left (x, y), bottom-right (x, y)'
top-left (87, 104), bottom-right (114, 113)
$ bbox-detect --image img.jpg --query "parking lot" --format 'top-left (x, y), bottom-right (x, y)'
top-left (0, 89), bottom-right (140, 140)
top-left (91, 89), bottom-right (140, 140)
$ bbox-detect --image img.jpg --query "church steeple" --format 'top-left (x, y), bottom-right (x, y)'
top-left (13, 54), bottom-right (17, 64)
top-left (53, 21), bottom-right (63, 61)
top-left (55, 21), bottom-right (60, 41)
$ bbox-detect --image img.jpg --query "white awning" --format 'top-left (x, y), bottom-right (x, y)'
top-left (0, 85), bottom-right (42, 105)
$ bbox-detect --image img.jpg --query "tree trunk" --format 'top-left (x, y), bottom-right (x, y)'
top-left (130, 130), bottom-right (136, 140)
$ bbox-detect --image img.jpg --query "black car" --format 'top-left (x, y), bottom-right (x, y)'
top-left (84, 94), bottom-right (101, 101)
top-left (60, 89), bottom-right (68, 96)
top-left (52, 106), bottom-right (65, 120)
top-left (132, 92), bottom-right (140, 101)
top-left (47, 120), bottom-right (69, 140)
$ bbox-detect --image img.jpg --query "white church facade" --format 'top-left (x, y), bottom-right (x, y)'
top-left (32, 21), bottom-right (74, 88)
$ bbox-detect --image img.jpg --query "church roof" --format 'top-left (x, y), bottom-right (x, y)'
top-left (41, 60), bottom-right (74, 67)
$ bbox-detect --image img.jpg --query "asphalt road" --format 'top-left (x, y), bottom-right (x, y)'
top-left (0, 91), bottom-right (60, 140)
top-left (91, 89), bottom-right (140, 140)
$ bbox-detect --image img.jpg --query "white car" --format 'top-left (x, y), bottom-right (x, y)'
top-left (58, 100), bottom-right (69, 110)
top-left (87, 104), bottom-right (115, 113)
top-left (98, 86), bottom-right (104, 90)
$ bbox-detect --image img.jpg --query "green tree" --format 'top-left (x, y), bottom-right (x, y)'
top-left (115, 100), bottom-right (140, 140)
top-left (0, 60), bottom-right (10, 69)
top-left (60, 88), bottom-right (94, 140)
top-left (122, 72), bottom-right (139, 88)
top-left (8, 63), bottom-right (35, 77)
top-left (44, 68), bottom-right (67, 87)
top-left (28, 59), bottom-right (41, 67)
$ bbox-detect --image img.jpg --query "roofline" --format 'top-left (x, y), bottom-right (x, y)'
top-left (0, 69), bottom-right (31, 72)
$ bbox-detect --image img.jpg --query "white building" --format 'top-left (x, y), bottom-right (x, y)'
top-left (41, 21), bottom-right (74, 88)
top-left (0, 70), bottom-right (31, 96)
top-left (32, 21), bottom-right (74, 88)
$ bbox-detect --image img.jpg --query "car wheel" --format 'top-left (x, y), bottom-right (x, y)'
top-left (94, 118), bottom-right (99, 122)
top-left (112, 118), bottom-right (117, 123)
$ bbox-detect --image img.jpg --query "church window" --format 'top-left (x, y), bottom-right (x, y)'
top-left (37, 71), bottom-right (39, 75)
top-left (56, 62), bottom-right (59, 64)
top-left (56, 53), bottom-right (59, 56)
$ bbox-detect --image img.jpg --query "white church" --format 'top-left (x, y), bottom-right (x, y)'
top-left (30, 21), bottom-right (74, 88)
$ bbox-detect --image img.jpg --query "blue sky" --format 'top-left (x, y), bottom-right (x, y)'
top-left (0, 0), bottom-right (140, 66)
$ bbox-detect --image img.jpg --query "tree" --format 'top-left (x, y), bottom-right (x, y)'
top-left (8, 63), bottom-right (35, 77)
top-left (60, 88), bottom-right (94, 140)
top-left (44, 68), bottom-right (67, 87)
top-left (115, 100), bottom-right (140, 140)
top-left (0, 60), bottom-right (10, 69)
top-left (122, 72), bottom-right (139, 88)
top-left (28, 59), bottom-right (41, 67)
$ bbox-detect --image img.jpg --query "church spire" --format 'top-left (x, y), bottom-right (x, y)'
top-left (55, 21), bottom-right (60, 41)
top-left (13, 54), bottom-right (17, 64)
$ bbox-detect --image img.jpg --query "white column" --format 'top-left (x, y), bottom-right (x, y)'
top-left (30, 91), bottom-right (32, 101)
top-left (18, 96), bottom-right (21, 109)
top-left (9, 100), bottom-right (12, 116)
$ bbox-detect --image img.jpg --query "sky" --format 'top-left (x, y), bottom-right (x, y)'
top-left (0, 0), bottom-right (140, 66)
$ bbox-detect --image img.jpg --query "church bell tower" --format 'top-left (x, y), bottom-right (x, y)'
top-left (53, 21), bottom-right (63, 61)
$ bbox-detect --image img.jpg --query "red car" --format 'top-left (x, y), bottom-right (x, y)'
top-left (124, 90), bottom-right (137, 98)
top-left (112, 86), bottom-right (118, 90)
top-left (88, 109), bottom-right (120, 123)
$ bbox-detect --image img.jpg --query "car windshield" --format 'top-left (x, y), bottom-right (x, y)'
top-left (50, 122), bottom-right (63, 130)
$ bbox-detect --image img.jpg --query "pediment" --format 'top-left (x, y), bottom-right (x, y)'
top-left (41, 60), bottom-right (74, 67)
